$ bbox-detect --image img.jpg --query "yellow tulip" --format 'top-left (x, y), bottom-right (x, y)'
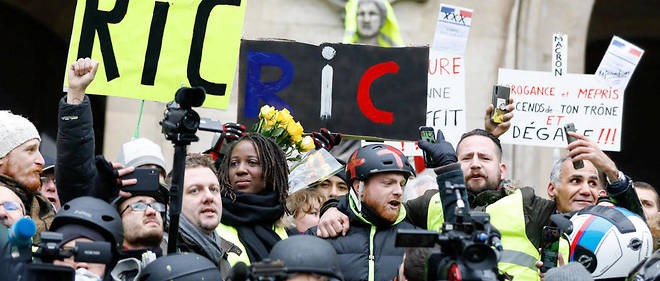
top-left (259, 105), bottom-right (276, 120)
top-left (291, 134), bottom-right (303, 143)
top-left (277, 108), bottom-right (293, 124)
top-left (300, 136), bottom-right (315, 152)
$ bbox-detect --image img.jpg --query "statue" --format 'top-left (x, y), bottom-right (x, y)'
top-left (324, 0), bottom-right (428, 47)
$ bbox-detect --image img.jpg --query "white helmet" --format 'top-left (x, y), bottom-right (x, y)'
top-left (567, 205), bottom-right (652, 279)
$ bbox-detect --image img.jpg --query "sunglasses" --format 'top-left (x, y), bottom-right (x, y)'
top-left (120, 201), bottom-right (166, 216)
top-left (0, 201), bottom-right (22, 211)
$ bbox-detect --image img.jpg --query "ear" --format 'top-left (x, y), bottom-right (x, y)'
top-left (547, 182), bottom-right (557, 200)
top-left (499, 163), bottom-right (507, 181)
top-left (598, 189), bottom-right (607, 197)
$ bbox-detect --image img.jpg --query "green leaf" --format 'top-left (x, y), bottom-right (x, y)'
top-left (272, 127), bottom-right (285, 137)
top-left (262, 129), bottom-right (272, 137)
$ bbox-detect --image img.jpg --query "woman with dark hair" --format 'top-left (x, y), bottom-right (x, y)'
top-left (215, 133), bottom-right (291, 265)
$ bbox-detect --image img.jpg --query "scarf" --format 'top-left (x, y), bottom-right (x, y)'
top-left (178, 214), bottom-right (226, 265)
top-left (0, 175), bottom-right (55, 240)
top-left (221, 190), bottom-right (284, 262)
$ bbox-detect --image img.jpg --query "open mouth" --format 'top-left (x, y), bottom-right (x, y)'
top-left (200, 207), bottom-right (216, 216)
top-left (46, 196), bottom-right (57, 204)
top-left (387, 200), bottom-right (400, 209)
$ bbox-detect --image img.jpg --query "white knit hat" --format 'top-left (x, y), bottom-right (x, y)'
top-left (0, 111), bottom-right (41, 158)
top-left (116, 138), bottom-right (166, 173)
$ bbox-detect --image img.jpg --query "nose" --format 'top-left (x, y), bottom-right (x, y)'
top-left (74, 262), bottom-right (89, 270)
top-left (144, 204), bottom-right (158, 216)
top-left (329, 184), bottom-right (340, 198)
top-left (469, 155), bottom-right (481, 169)
top-left (392, 184), bottom-right (403, 197)
top-left (35, 152), bottom-right (45, 166)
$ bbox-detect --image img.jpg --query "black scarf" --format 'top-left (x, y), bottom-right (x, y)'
top-left (221, 190), bottom-right (284, 262)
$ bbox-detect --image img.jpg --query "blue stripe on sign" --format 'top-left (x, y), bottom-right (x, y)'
top-left (612, 40), bottom-right (625, 48)
top-left (441, 7), bottom-right (454, 14)
top-left (578, 216), bottom-right (611, 253)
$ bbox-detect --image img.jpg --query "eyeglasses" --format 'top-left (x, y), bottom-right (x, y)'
top-left (120, 201), bottom-right (166, 216)
top-left (40, 176), bottom-right (55, 186)
top-left (0, 201), bottom-right (22, 211)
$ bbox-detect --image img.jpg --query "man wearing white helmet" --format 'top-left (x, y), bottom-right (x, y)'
top-left (0, 110), bottom-right (55, 237)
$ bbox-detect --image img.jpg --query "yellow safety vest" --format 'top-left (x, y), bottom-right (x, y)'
top-left (487, 190), bottom-right (569, 280)
top-left (215, 223), bottom-right (288, 266)
top-left (426, 192), bottom-right (445, 232)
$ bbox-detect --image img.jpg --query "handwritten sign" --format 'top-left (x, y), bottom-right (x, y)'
top-left (552, 34), bottom-right (567, 76)
top-left (498, 69), bottom-right (623, 151)
top-left (237, 40), bottom-right (428, 141)
top-left (595, 36), bottom-right (644, 91)
top-left (425, 4), bottom-right (473, 147)
top-left (63, 0), bottom-right (246, 109)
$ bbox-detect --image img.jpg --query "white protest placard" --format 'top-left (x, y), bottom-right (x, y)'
top-left (595, 36), bottom-right (644, 91)
top-left (497, 69), bottom-right (623, 151)
top-left (425, 4), bottom-right (473, 148)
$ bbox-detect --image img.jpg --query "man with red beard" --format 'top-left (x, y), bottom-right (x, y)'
top-left (0, 111), bottom-right (55, 237)
top-left (307, 144), bottom-right (417, 281)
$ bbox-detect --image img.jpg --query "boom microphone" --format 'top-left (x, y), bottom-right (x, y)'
top-left (228, 261), bottom-right (249, 281)
top-left (8, 217), bottom-right (36, 248)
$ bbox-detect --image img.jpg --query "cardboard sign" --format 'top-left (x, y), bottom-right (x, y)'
top-left (425, 4), bottom-right (473, 147)
top-left (237, 40), bottom-right (428, 141)
top-left (63, 0), bottom-right (246, 109)
top-left (498, 69), bottom-right (623, 151)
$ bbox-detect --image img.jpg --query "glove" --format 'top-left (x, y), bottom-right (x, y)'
top-left (95, 155), bottom-right (122, 190)
top-left (417, 130), bottom-right (457, 168)
top-left (206, 122), bottom-right (246, 160)
top-left (312, 128), bottom-right (342, 150)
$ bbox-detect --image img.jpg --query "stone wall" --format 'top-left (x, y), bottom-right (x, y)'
top-left (101, 0), bottom-right (595, 196)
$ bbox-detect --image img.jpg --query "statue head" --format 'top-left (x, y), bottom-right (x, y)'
top-left (356, 0), bottom-right (387, 39)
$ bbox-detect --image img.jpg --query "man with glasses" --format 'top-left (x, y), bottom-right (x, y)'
top-left (39, 156), bottom-right (61, 211)
top-left (0, 184), bottom-right (26, 228)
top-left (109, 185), bottom-right (169, 281)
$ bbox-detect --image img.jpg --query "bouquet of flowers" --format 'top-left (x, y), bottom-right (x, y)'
top-left (251, 105), bottom-right (315, 161)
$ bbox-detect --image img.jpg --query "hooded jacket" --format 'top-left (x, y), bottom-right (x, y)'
top-left (308, 192), bottom-right (416, 281)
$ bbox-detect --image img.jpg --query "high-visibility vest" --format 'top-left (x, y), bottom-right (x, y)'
top-left (215, 223), bottom-right (288, 266)
top-left (487, 190), bottom-right (570, 280)
top-left (427, 192), bottom-right (445, 232)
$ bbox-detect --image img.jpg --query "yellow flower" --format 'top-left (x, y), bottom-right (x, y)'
top-left (291, 134), bottom-right (303, 143)
top-left (287, 121), bottom-right (303, 138)
top-left (264, 118), bottom-right (276, 129)
top-left (259, 105), bottom-right (276, 120)
top-left (300, 136), bottom-right (315, 152)
top-left (276, 108), bottom-right (293, 125)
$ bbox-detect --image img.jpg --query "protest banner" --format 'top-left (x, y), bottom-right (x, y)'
top-left (237, 39), bottom-right (428, 141)
top-left (498, 69), bottom-right (623, 151)
top-left (63, 0), bottom-right (246, 109)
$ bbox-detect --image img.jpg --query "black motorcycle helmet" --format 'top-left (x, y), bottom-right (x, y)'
top-left (50, 196), bottom-right (124, 252)
top-left (269, 235), bottom-right (344, 281)
top-left (345, 144), bottom-right (415, 185)
top-left (138, 252), bottom-right (222, 281)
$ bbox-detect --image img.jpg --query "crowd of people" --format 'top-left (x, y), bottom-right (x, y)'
top-left (0, 57), bottom-right (658, 281)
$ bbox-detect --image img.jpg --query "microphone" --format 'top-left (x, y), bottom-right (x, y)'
top-left (228, 261), bottom-right (249, 281)
top-left (8, 217), bottom-right (36, 248)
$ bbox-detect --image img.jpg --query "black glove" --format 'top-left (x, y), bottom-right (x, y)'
top-left (417, 130), bottom-right (457, 168)
top-left (206, 122), bottom-right (246, 160)
top-left (95, 155), bottom-right (123, 191)
top-left (312, 128), bottom-right (341, 150)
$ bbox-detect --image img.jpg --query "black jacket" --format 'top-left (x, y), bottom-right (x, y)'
top-left (308, 195), bottom-right (417, 281)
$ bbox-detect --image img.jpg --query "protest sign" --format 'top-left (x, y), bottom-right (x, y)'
top-left (498, 69), bottom-right (623, 151)
top-left (237, 40), bottom-right (428, 141)
top-left (425, 4), bottom-right (473, 147)
top-left (552, 34), bottom-right (567, 77)
top-left (595, 36), bottom-right (644, 91)
top-left (64, 0), bottom-right (246, 109)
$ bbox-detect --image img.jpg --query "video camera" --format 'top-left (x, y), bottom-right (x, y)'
top-left (1, 224), bottom-right (113, 281)
top-left (227, 260), bottom-right (289, 281)
top-left (396, 180), bottom-right (507, 281)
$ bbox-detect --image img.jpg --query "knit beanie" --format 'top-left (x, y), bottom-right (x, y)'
top-left (116, 138), bottom-right (166, 174)
top-left (0, 111), bottom-right (40, 158)
top-left (545, 262), bottom-right (594, 281)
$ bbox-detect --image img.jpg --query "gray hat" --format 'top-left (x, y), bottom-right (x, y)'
top-left (545, 262), bottom-right (594, 281)
top-left (0, 111), bottom-right (40, 158)
top-left (116, 138), bottom-right (166, 174)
